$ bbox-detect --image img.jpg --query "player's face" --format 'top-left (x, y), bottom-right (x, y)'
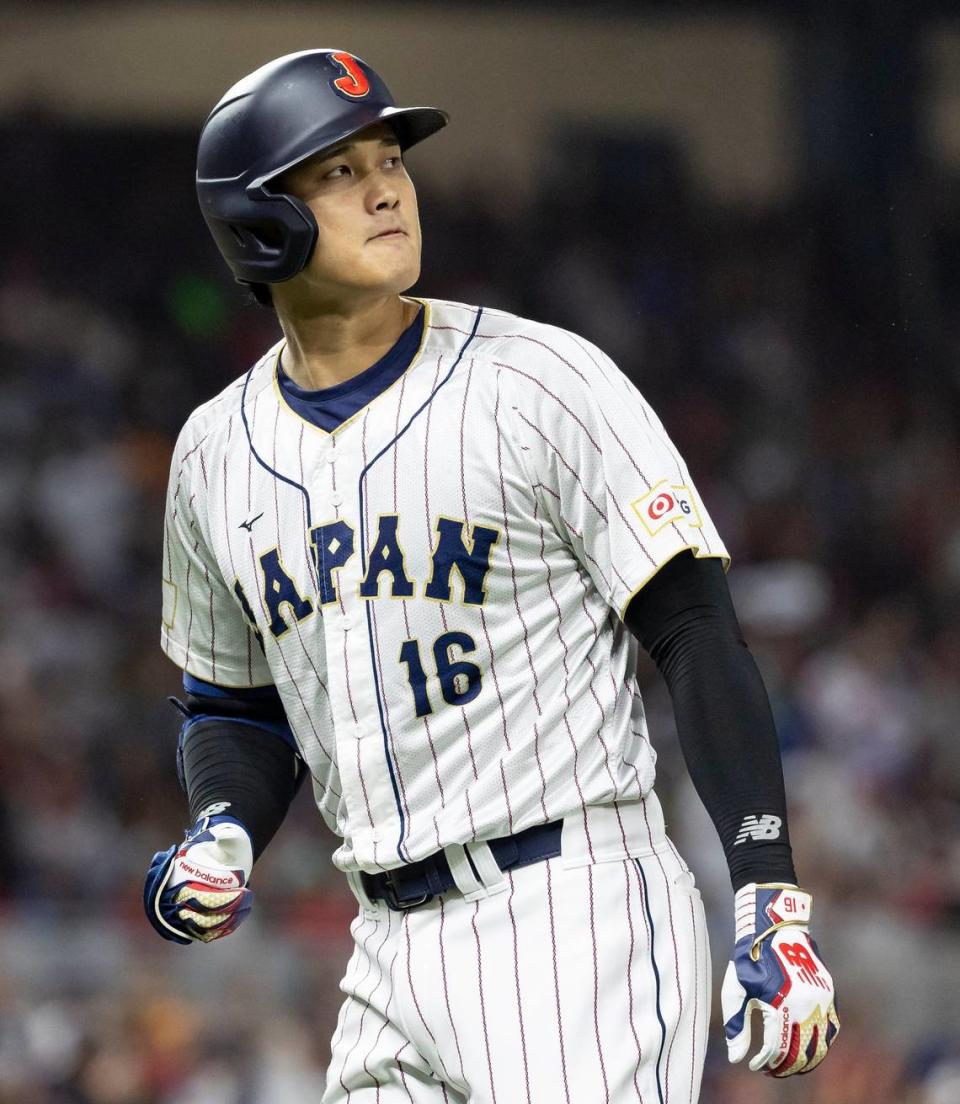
top-left (274, 123), bottom-right (421, 309)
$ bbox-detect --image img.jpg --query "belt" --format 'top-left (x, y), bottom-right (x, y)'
top-left (360, 820), bottom-right (563, 910)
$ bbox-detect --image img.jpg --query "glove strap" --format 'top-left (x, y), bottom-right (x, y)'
top-left (735, 882), bottom-right (813, 956)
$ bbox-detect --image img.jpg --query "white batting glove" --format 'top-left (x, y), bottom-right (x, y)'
top-left (721, 883), bottom-right (839, 1076)
top-left (144, 809), bottom-right (254, 945)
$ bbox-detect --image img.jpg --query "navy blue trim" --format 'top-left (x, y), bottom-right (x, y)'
top-left (183, 673), bottom-right (282, 701)
top-left (636, 860), bottom-right (667, 1104)
top-left (240, 362), bottom-right (313, 527)
top-left (358, 307), bottom-right (484, 862)
top-left (277, 307), bottom-right (424, 433)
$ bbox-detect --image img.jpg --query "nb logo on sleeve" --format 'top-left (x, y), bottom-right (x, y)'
top-left (734, 813), bottom-right (782, 845)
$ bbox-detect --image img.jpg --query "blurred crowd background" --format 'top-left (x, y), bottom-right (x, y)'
top-left (2, 2), bottom-right (960, 1102)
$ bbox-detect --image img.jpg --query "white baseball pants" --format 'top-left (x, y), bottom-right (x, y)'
top-left (322, 805), bottom-right (710, 1104)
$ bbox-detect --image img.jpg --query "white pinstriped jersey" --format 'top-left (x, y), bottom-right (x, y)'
top-left (160, 297), bottom-right (729, 874)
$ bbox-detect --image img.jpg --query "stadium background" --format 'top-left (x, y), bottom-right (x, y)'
top-left (1, 1), bottom-right (959, 1100)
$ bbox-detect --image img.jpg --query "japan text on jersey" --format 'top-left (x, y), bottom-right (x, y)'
top-left (161, 299), bottom-right (729, 873)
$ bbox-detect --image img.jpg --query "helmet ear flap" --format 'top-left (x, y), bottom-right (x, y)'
top-left (203, 190), bottom-right (318, 285)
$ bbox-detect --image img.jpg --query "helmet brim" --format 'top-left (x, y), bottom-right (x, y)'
top-left (254, 105), bottom-right (449, 189)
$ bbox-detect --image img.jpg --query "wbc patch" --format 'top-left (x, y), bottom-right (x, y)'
top-left (632, 481), bottom-right (702, 536)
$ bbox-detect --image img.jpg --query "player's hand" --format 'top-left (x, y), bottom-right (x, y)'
top-left (721, 883), bottom-right (839, 1077)
top-left (143, 810), bottom-right (254, 945)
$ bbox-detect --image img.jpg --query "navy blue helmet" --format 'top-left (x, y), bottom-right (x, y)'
top-left (196, 50), bottom-right (448, 285)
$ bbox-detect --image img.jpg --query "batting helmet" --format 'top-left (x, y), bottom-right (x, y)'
top-left (196, 50), bottom-right (448, 286)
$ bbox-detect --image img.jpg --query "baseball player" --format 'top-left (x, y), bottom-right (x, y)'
top-left (145, 50), bottom-right (839, 1102)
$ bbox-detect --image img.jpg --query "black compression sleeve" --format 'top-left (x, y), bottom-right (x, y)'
top-left (625, 551), bottom-right (797, 891)
top-left (180, 719), bottom-right (305, 862)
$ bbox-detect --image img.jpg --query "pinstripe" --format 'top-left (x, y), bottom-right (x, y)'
top-left (195, 453), bottom-right (217, 682)
top-left (355, 725), bottom-right (377, 832)
top-left (635, 860), bottom-right (667, 1104)
top-left (342, 616), bottom-right (360, 724)
top-left (396, 584), bottom-right (442, 846)
top-left (419, 360), bottom-right (451, 834)
top-left (244, 418), bottom-right (254, 683)
top-left (242, 445), bottom-right (333, 782)
top-left (393, 1043), bottom-right (416, 1104)
top-left (240, 358), bottom-right (313, 526)
top-left (463, 785), bottom-right (477, 837)
top-left (532, 721), bottom-right (549, 821)
top-left (493, 370), bottom-right (541, 715)
top-left (622, 861), bottom-right (646, 1101)
top-left (531, 482), bottom-right (615, 592)
top-left (204, 558), bottom-right (216, 682)
top-left (687, 896), bottom-right (699, 1104)
top-left (343, 917), bottom-right (395, 1098)
top-left (362, 411), bottom-right (415, 851)
top-left (423, 358), bottom-right (445, 622)
top-left (360, 945), bottom-right (402, 1093)
top-left (220, 447), bottom-right (256, 688)
top-left (392, 371), bottom-right (408, 508)
top-left (370, 598), bottom-right (430, 847)
top-left (545, 861), bottom-right (572, 1104)
top-left (476, 607), bottom-right (511, 753)
top-left (531, 497), bottom-right (593, 857)
top-left (505, 871), bottom-right (533, 1104)
top-left (184, 497), bottom-right (196, 668)
top-left (570, 578), bottom-right (632, 802)
top-left (437, 899), bottom-right (467, 1087)
top-left (403, 914), bottom-right (452, 1085)
top-left (648, 855), bottom-right (683, 1100)
top-left (498, 760), bottom-right (515, 835)
top-left (269, 403), bottom-right (339, 773)
top-left (453, 359), bottom-right (482, 781)
top-left (587, 865), bottom-right (611, 1103)
top-left (470, 901), bottom-right (499, 1104)
top-left (664, 839), bottom-right (704, 1104)
top-left (496, 363), bottom-right (606, 455)
top-left (458, 361), bottom-right (473, 525)
top-left (298, 423), bottom-right (320, 592)
top-left (328, 915), bottom-right (377, 1097)
top-left (608, 493), bottom-right (659, 567)
top-left (331, 431), bottom-right (360, 727)
top-left (636, 815), bottom-right (685, 1103)
top-left (516, 410), bottom-right (608, 521)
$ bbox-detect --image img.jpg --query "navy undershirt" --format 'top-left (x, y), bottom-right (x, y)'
top-left (277, 305), bottom-right (425, 432)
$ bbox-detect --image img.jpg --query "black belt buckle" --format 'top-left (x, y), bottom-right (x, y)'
top-left (382, 882), bottom-right (433, 911)
top-left (368, 867), bottom-right (434, 912)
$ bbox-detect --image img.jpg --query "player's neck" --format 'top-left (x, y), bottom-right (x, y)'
top-left (277, 294), bottom-right (417, 391)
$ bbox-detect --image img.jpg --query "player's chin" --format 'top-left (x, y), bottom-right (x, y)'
top-left (368, 256), bottom-right (421, 296)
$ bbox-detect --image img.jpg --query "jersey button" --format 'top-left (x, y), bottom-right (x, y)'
top-left (330, 492), bottom-right (343, 506)
top-left (341, 614), bottom-right (353, 631)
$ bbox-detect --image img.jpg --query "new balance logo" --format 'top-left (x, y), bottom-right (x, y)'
top-left (734, 813), bottom-right (782, 845)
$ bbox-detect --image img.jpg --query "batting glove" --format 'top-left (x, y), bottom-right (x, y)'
top-left (144, 809), bottom-right (254, 945)
top-left (721, 883), bottom-right (839, 1076)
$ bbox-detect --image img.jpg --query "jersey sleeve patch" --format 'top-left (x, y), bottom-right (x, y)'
top-left (162, 578), bottom-right (178, 630)
top-left (631, 481), bottom-right (702, 537)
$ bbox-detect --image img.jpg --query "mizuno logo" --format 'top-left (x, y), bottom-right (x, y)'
top-left (239, 513), bottom-right (264, 531)
top-left (734, 813), bottom-right (782, 845)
